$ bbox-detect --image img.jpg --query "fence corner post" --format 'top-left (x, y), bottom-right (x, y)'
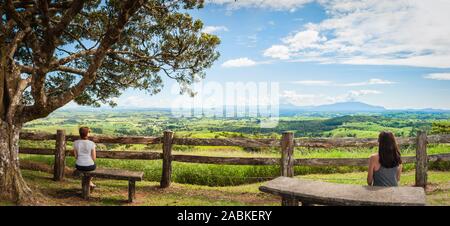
top-left (281, 131), bottom-right (297, 206)
top-left (415, 131), bottom-right (428, 188)
top-left (53, 129), bottom-right (66, 181)
top-left (160, 130), bottom-right (174, 188)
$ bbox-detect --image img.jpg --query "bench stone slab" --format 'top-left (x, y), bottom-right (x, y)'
top-left (259, 176), bottom-right (426, 206)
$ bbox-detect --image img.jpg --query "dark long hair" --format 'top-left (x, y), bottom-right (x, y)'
top-left (378, 131), bottom-right (402, 168)
top-left (79, 127), bottom-right (90, 139)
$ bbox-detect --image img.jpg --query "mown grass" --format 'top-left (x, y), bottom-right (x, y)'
top-left (13, 169), bottom-right (278, 206)
top-left (3, 169), bottom-right (448, 206)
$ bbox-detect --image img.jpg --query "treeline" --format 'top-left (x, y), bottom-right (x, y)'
top-left (105, 115), bottom-right (438, 138)
top-left (431, 122), bottom-right (450, 134)
top-left (210, 115), bottom-right (433, 137)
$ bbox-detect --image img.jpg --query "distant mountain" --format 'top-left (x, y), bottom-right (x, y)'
top-left (390, 108), bottom-right (450, 113)
top-left (59, 101), bottom-right (449, 115)
top-left (280, 101), bottom-right (386, 113)
top-left (312, 101), bottom-right (386, 112)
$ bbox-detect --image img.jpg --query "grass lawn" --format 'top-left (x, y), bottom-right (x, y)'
top-left (2, 169), bottom-right (448, 206)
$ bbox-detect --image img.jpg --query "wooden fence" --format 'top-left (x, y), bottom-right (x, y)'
top-left (19, 130), bottom-right (450, 188)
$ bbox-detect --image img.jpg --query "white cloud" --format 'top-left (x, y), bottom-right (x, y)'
top-left (292, 80), bottom-right (332, 86)
top-left (222, 57), bottom-right (258, 68)
top-left (202, 26), bottom-right (229, 34)
top-left (292, 78), bottom-right (395, 86)
top-left (424, 73), bottom-right (450, 80)
top-left (282, 29), bottom-right (327, 51)
top-left (207, 0), bottom-right (313, 11)
top-left (367, 79), bottom-right (394, 85)
top-left (282, 89), bottom-right (381, 106)
top-left (340, 78), bottom-right (395, 87)
top-left (346, 89), bottom-right (381, 97)
top-left (235, 34), bottom-right (259, 47)
top-left (263, 45), bottom-right (290, 60)
top-left (330, 89), bottom-right (381, 103)
top-left (263, 0), bottom-right (450, 68)
top-left (281, 91), bottom-right (329, 106)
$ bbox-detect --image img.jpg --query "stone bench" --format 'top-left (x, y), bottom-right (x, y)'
top-left (75, 168), bottom-right (144, 203)
top-left (259, 176), bottom-right (426, 206)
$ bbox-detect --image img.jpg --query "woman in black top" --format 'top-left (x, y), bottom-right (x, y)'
top-left (367, 131), bottom-right (403, 186)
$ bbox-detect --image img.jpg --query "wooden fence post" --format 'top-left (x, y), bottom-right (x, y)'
top-left (160, 130), bottom-right (174, 188)
top-left (53, 129), bottom-right (66, 181)
top-left (281, 131), bottom-right (297, 206)
top-left (281, 131), bottom-right (294, 177)
top-left (415, 131), bottom-right (428, 188)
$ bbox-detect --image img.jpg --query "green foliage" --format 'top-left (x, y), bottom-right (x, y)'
top-left (72, 1), bottom-right (221, 107)
top-left (9, 0), bottom-right (220, 108)
top-left (431, 121), bottom-right (450, 135)
top-left (25, 110), bottom-right (447, 139)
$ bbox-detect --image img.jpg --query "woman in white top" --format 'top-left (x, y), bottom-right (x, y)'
top-left (74, 127), bottom-right (97, 187)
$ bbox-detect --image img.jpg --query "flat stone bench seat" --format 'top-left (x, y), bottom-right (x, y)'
top-left (75, 169), bottom-right (144, 203)
top-left (259, 177), bottom-right (426, 206)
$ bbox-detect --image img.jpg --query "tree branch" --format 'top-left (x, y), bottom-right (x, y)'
top-left (51, 49), bottom-right (97, 67)
top-left (21, 0), bottom-right (148, 123)
top-left (18, 64), bottom-right (33, 74)
top-left (30, 0), bottom-right (85, 109)
top-left (7, 27), bottom-right (31, 59)
top-left (50, 0), bottom-right (84, 38)
top-left (54, 66), bottom-right (86, 75)
top-left (37, 0), bottom-right (50, 29)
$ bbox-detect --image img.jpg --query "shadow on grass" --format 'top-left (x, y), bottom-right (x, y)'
top-left (98, 197), bottom-right (130, 206)
top-left (45, 188), bottom-right (81, 199)
top-left (44, 187), bottom-right (131, 206)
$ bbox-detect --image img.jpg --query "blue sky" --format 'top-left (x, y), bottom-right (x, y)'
top-left (69, 0), bottom-right (450, 110)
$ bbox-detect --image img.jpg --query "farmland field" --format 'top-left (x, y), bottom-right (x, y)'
top-left (15, 109), bottom-right (450, 205)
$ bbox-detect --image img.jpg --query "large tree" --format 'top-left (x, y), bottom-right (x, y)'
top-left (0, 0), bottom-right (219, 204)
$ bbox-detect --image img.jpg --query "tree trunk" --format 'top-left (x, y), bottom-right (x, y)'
top-left (0, 121), bottom-right (35, 204)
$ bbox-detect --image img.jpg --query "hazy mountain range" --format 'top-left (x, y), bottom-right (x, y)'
top-left (62, 101), bottom-right (450, 114)
top-left (279, 101), bottom-right (450, 113)
top-left (280, 101), bottom-right (385, 112)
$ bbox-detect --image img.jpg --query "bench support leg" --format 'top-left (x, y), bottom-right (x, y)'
top-left (128, 180), bottom-right (136, 203)
top-left (282, 197), bottom-right (298, 206)
top-left (82, 176), bottom-right (92, 200)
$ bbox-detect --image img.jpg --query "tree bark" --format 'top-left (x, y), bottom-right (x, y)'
top-left (0, 121), bottom-right (35, 204)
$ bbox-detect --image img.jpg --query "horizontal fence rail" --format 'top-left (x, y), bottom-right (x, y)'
top-left (18, 130), bottom-right (449, 188)
top-left (295, 135), bottom-right (450, 148)
top-left (172, 137), bottom-right (280, 148)
top-left (19, 132), bottom-right (450, 147)
top-left (18, 148), bottom-right (450, 166)
top-left (20, 132), bottom-right (162, 144)
top-left (19, 148), bottom-right (163, 160)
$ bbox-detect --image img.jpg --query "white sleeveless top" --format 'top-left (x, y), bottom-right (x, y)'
top-left (74, 140), bottom-right (96, 166)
